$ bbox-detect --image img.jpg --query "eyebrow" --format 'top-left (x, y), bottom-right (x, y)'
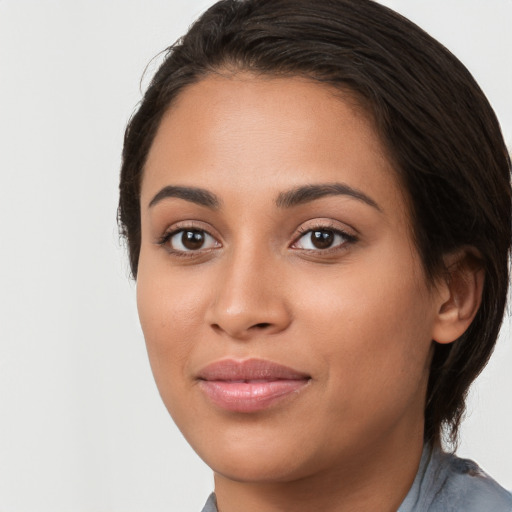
top-left (148, 186), bottom-right (220, 209)
top-left (275, 183), bottom-right (381, 211)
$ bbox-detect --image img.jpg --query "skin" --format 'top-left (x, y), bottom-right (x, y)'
top-left (136, 74), bottom-right (478, 512)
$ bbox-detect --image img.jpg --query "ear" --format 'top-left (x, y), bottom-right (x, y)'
top-left (431, 248), bottom-right (485, 344)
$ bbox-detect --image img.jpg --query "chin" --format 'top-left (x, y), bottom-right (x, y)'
top-left (206, 449), bottom-right (311, 484)
top-left (183, 418), bottom-right (339, 484)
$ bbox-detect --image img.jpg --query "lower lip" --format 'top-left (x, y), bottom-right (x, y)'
top-left (198, 379), bottom-right (310, 413)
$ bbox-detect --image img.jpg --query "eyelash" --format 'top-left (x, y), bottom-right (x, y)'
top-left (292, 224), bottom-right (357, 253)
top-left (157, 226), bottom-right (220, 258)
top-left (156, 223), bottom-right (358, 257)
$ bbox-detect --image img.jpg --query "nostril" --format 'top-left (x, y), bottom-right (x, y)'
top-left (253, 322), bottom-right (272, 329)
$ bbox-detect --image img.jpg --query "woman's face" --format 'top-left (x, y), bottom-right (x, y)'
top-left (137, 74), bottom-right (443, 483)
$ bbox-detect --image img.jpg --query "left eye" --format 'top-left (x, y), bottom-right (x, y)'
top-left (167, 229), bottom-right (219, 252)
top-left (292, 229), bottom-right (350, 250)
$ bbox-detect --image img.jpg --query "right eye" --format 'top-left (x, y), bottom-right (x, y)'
top-left (162, 229), bottom-right (220, 253)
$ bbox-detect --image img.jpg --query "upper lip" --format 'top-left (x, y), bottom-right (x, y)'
top-left (197, 358), bottom-right (310, 381)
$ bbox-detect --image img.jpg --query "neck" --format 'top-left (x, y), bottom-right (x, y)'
top-left (213, 427), bottom-right (425, 512)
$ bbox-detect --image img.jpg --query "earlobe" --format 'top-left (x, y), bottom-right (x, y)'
top-left (432, 248), bottom-right (485, 345)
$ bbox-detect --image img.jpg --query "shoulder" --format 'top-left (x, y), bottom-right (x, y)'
top-left (437, 451), bottom-right (512, 512)
top-left (400, 446), bottom-right (512, 512)
top-left (200, 493), bottom-right (218, 512)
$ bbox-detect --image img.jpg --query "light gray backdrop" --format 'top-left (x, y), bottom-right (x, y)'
top-left (0, 1), bottom-right (511, 511)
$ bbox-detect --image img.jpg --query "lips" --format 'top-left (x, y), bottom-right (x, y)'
top-left (197, 359), bottom-right (311, 413)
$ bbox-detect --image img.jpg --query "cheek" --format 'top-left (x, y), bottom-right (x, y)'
top-left (136, 258), bottom-right (206, 393)
top-left (295, 254), bottom-right (435, 396)
top-left (289, 271), bottom-right (433, 454)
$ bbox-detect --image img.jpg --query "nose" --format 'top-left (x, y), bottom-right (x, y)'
top-left (205, 248), bottom-right (292, 340)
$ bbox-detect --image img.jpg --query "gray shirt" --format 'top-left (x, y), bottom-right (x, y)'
top-left (200, 447), bottom-right (512, 511)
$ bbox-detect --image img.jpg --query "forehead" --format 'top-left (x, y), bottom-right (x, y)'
top-left (142, 74), bottom-right (406, 215)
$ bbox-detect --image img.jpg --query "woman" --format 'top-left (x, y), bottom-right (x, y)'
top-left (118, 0), bottom-right (512, 510)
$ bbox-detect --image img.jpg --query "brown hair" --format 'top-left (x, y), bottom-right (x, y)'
top-left (118, 0), bottom-right (512, 445)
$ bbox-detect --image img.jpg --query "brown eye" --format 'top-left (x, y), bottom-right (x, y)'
top-left (182, 230), bottom-right (206, 250)
top-left (168, 229), bottom-right (219, 252)
top-left (292, 228), bottom-right (353, 251)
top-left (310, 230), bottom-right (335, 249)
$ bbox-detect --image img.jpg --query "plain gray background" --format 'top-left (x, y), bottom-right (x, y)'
top-left (0, 1), bottom-right (511, 511)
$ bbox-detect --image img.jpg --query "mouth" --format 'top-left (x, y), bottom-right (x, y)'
top-left (197, 358), bottom-right (311, 413)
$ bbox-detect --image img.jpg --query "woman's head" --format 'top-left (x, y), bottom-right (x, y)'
top-left (119, 0), bottom-right (511, 448)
